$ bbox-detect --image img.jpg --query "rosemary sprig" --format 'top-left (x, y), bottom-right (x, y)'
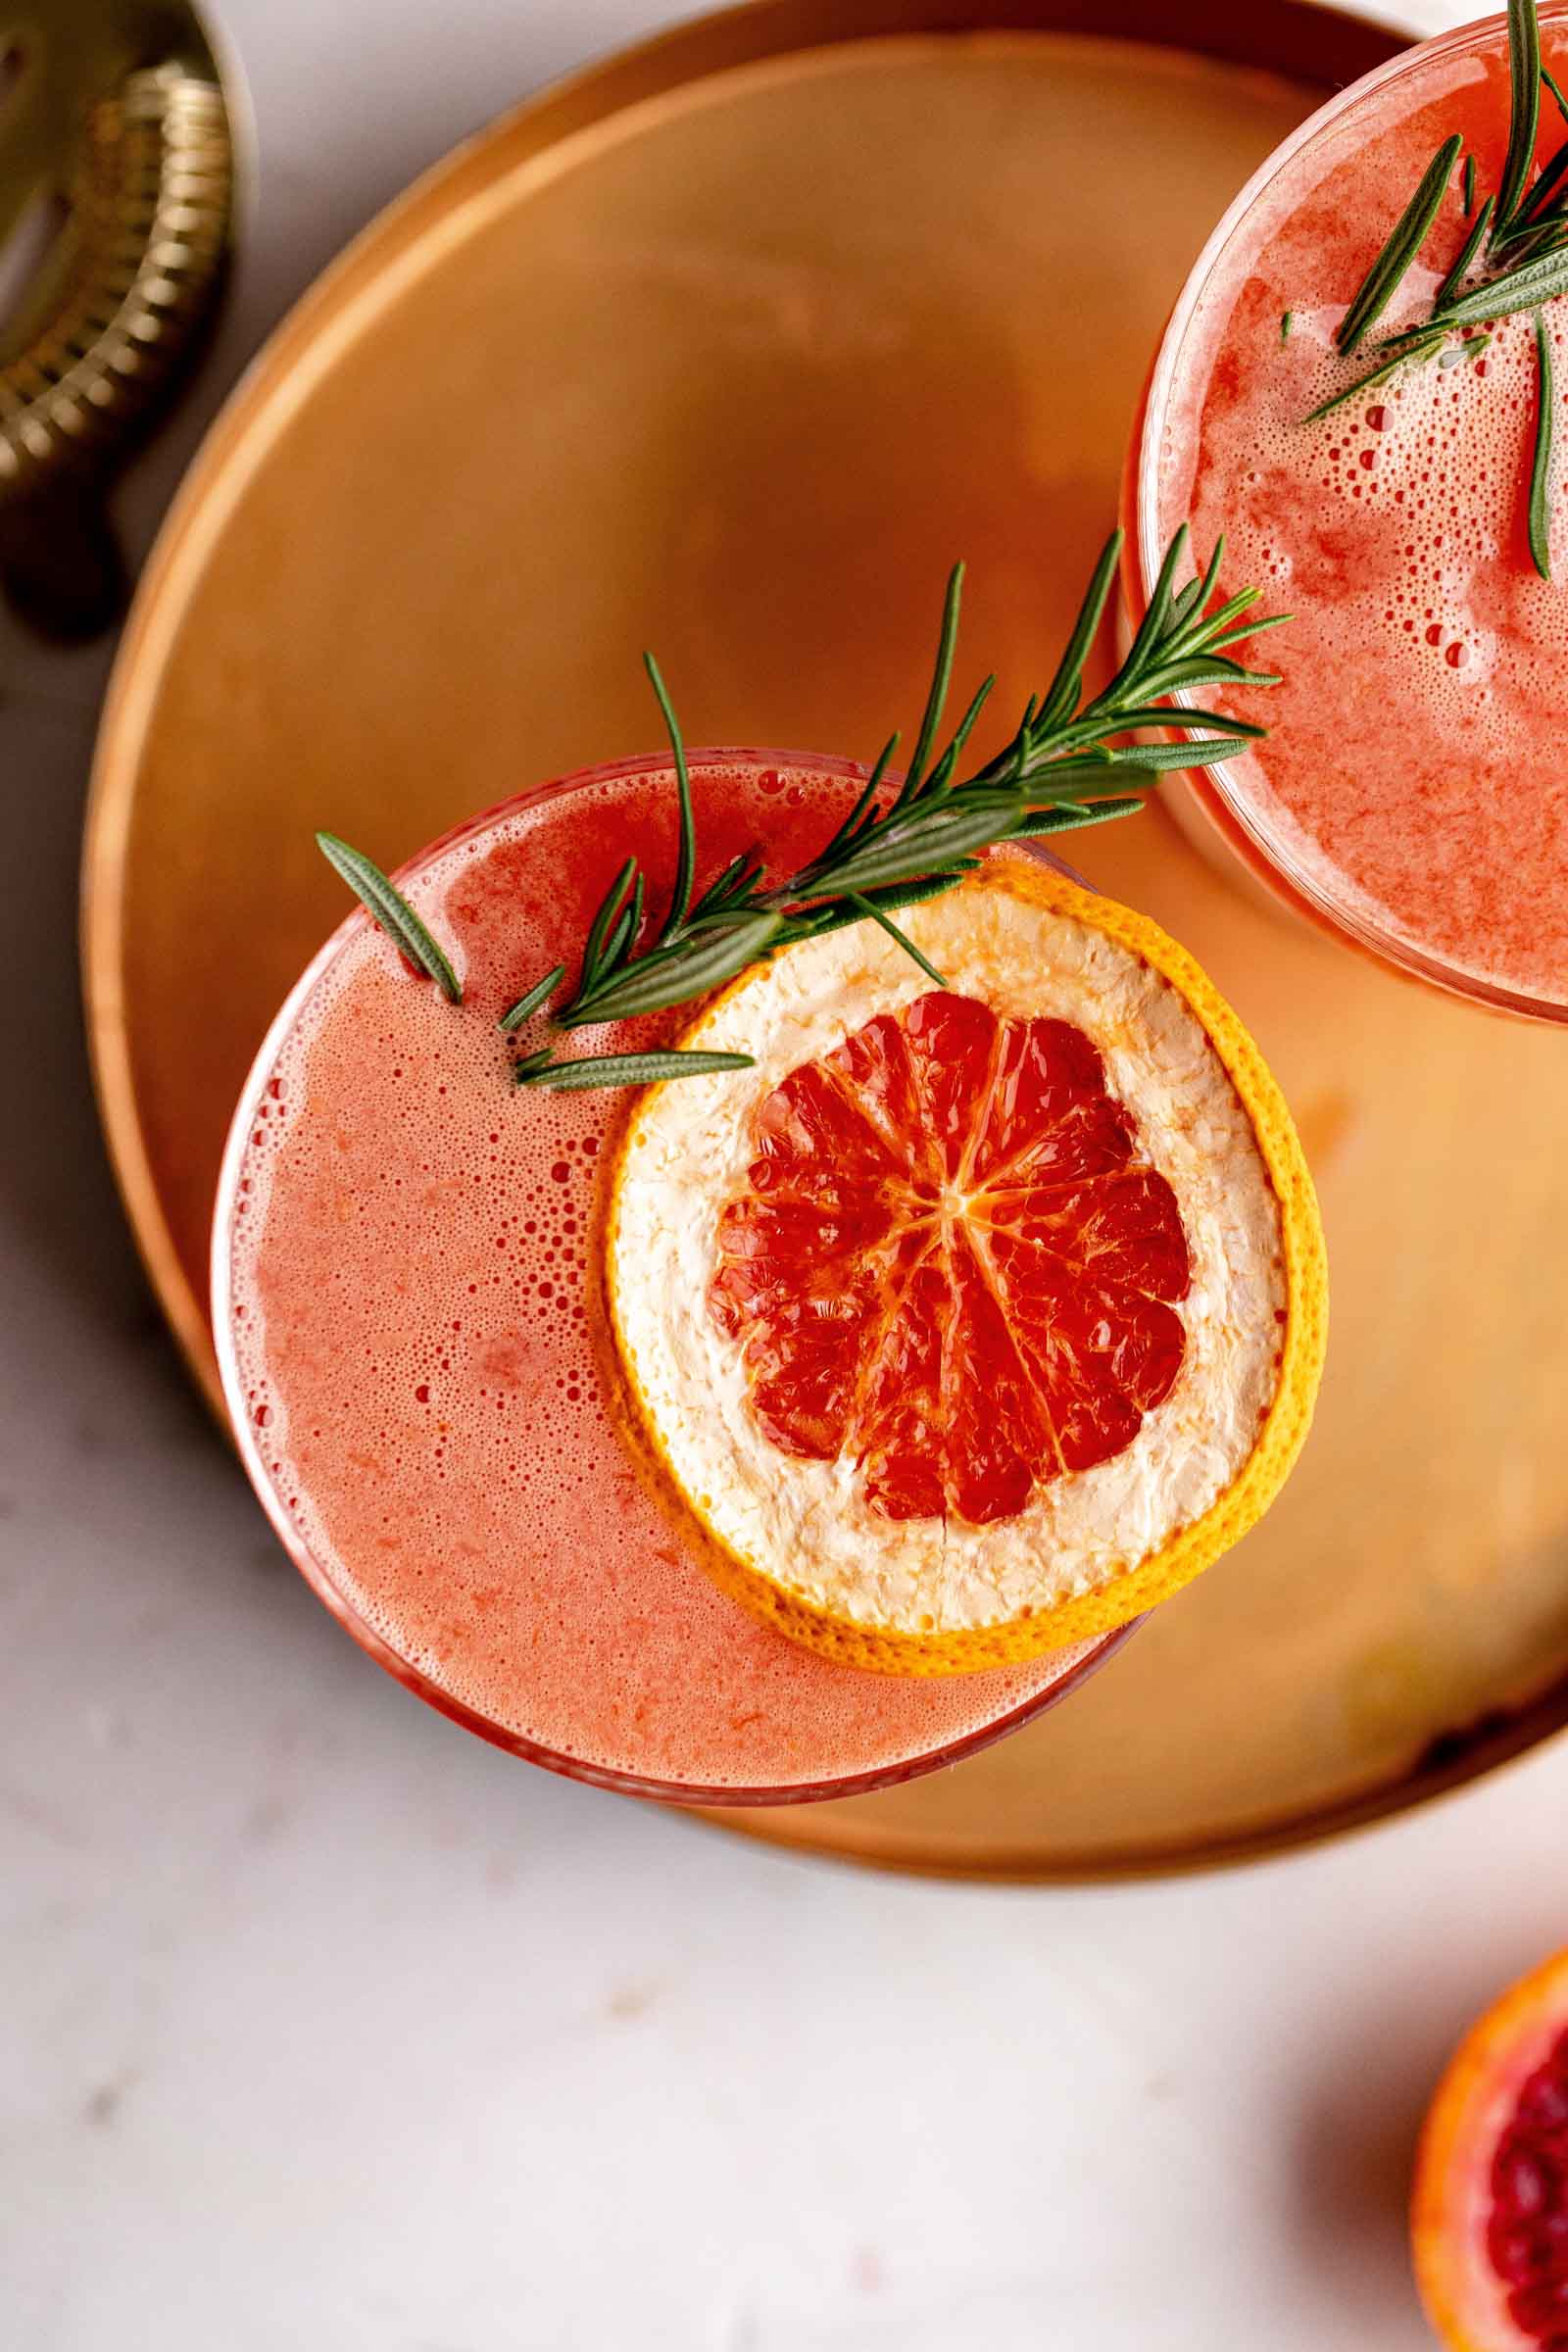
top-left (1300, 0), bottom-right (1568, 574)
top-left (1316, 244), bottom-right (1568, 417)
top-left (562, 909), bottom-right (784, 1026)
top-left (315, 832), bottom-right (462, 1003)
top-left (1309, 220), bottom-right (1568, 416)
top-left (1335, 133), bottom-right (1462, 354)
top-left (318, 530), bottom-right (1285, 1096)
top-left (1531, 309), bottom-right (1556, 576)
top-left (1430, 236), bottom-right (1568, 328)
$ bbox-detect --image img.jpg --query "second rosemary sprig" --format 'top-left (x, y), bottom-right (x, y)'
top-left (1303, 0), bottom-right (1564, 576)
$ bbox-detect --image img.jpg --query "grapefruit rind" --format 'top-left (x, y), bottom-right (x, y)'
top-left (1412, 1946), bottom-right (1568, 2352)
top-left (606, 856), bottom-right (1328, 1675)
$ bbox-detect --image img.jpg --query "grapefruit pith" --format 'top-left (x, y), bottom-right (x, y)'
top-left (608, 854), bottom-right (1327, 1674)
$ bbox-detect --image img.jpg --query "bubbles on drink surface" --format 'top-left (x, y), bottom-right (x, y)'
top-left (1154, 23), bottom-right (1568, 1000)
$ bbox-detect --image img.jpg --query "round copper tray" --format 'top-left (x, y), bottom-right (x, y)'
top-left (83, 0), bottom-right (1568, 1877)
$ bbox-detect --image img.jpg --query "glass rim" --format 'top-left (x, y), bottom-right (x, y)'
top-left (1135, 0), bottom-right (1568, 1025)
top-left (210, 748), bottom-right (1132, 1808)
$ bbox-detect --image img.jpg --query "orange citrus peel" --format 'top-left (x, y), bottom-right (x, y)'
top-left (1412, 1945), bottom-right (1568, 2352)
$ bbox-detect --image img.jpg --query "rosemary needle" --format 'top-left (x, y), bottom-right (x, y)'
top-left (1531, 309), bottom-right (1556, 578)
top-left (516, 1050), bottom-right (755, 1091)
top-left (1304, 328), bottom-right (1446, 421)
top-left (849, 893), bottom-right (948, 986)
top-left (1433, 195), bottom-right (1494, 314)
top-left (499, 964), bottom-right (564, 1031)
top-left (644, 651), bottom-right (696, 942)
top-left (1436, 239), bottom-right (1568, 329)
top-left (1335, 132), bottom-right (1462, 354)
top-left (315, 833), bottom-right (462, 1003)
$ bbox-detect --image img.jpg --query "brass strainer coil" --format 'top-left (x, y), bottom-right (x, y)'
top-left (0, 59), bottom-right (230, 497)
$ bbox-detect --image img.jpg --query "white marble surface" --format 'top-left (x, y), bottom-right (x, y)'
top-left (6, 1), bottom-right (1564, 2345)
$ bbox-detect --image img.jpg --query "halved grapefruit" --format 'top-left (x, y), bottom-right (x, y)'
top-left (1414, 1949), bottom-right (1568, 2352)
top-left (608, 853), bottom-right (1326, 1673)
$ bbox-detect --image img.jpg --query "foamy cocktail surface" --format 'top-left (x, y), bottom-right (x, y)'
top-left (1155, 6), bottom-right (1568, 1003)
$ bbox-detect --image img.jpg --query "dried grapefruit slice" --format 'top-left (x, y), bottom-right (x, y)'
top-left (608, 853), bottom-right (1326, 1674)
top-left (1414, 1949), bottom-right (1568, 2352)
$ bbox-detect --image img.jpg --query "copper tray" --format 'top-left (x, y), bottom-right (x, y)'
top-left (83, 0), bottom-right (1568, 1878)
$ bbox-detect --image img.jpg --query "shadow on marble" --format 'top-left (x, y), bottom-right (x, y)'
top-left (1, 701), bottom-right (175, 1339)
top-left (1286, 1958), bottom-right (1519, 2351)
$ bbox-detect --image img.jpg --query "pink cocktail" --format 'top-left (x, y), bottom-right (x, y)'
top-left (1129, 2), bottom-right (1568, 1017)
top-left (211, 754), bottom-right (1125, 1804)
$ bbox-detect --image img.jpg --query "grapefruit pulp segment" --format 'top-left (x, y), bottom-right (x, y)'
top-left (711, 990), bottom-right (1192, 1523)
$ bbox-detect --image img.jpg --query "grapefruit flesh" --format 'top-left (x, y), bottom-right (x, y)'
top-left (709, 991), bottom-right (1190, 1525)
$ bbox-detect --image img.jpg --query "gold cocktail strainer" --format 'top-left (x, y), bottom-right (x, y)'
top-left (0, 0), bottom-right (233, 634)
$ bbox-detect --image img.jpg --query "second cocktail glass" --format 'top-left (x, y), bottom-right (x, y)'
top-left (1127, 2), bottom-right (1568, 1019)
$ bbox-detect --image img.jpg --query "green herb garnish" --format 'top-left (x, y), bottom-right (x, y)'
top-left (515, 1050), bottom-right (755, 1092)
top-left (314, 832), bottom-right (463, 1003)
top-left (1425, 237), bottom-right (1568, 329)
top-left (1303, 0), bottom-right (1565, 569)
top-left (1511, 135), bottom-right (1568, 231)
top-left (1531, 309), bottom-right (1556, 576)
top-left (1334, 133), bottom-right (1462, 355)
top-left (848, 892), bottom-right (949, 987)
top-left (1304, 327), bottom-right (1447, 422)
top-left (1281, 310), bottom-right (1294, 342)
top-left (1498, 0), bottom-right (1543, 238)
top-left (319, 529), bottom-right (1285, 1095)
top-left (1433, 195), bottom-right (1494, 313)
top-left (498, 964), bottom-right (565, 1030)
